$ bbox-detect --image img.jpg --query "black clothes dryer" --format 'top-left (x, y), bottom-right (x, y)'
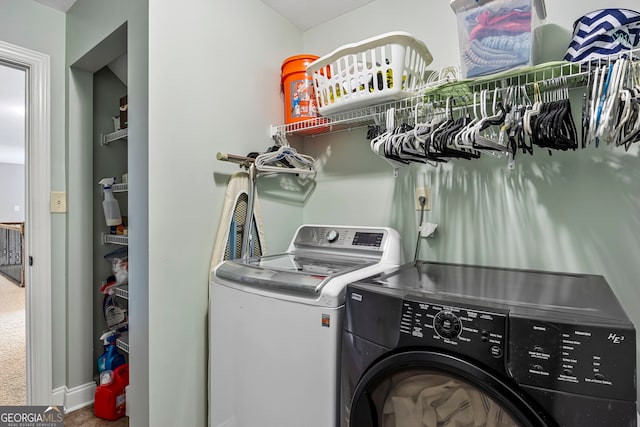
top-left (341, 261), bottom-right (637, 427)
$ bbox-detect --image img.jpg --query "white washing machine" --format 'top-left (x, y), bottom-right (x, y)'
top-left (209, 224), bottom-right (403, 427)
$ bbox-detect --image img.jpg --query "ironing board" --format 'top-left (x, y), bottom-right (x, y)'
top-left (210, 171), bottom-right (266, 269)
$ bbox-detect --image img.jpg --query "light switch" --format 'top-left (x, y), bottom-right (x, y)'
top-left (50, 191), bottom-right (67, 213)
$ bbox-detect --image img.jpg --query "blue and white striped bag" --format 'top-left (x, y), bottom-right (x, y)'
top-left (565, 8), bottom-right (640, 62)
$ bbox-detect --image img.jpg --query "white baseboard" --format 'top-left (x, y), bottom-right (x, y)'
top-left (52, 382), bottom-right (96, 413)
top-left (51, 387), bottom-right (64, 406)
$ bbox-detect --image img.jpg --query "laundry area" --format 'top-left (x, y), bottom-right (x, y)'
top-left (2, 0), bottom-right (640, 426)
top-left (206, 1), bottom-right (640, 427)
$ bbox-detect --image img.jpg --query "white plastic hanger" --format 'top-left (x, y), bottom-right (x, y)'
top-left (455, 92), bottom-right (479, 149)
top-left (254, 145), bottom-right (316, 176)
top-left (473, 88), bottom-right (508, 153)
top-left (597, 59), bottom-right (627, 145)
top-left (611, 89), bottom-right (632, 146)
top-left (524, 82), bottom-right (542, 136)
top-left (587, 65), bottom-right (603, 144)
top-left (371, 108), bottom-right (405, 176)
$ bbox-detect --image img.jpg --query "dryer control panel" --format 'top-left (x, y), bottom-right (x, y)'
top-left (398, 299), bottom-right (508, 373)
top-left (509, 317), bottom-right (636, 401)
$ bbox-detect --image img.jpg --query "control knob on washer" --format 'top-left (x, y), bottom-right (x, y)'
top-left (327, 230), bottom-right (339, 243)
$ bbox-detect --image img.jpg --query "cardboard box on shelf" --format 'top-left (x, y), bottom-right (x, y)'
top-left (119, 95), bottom-right (128, 129)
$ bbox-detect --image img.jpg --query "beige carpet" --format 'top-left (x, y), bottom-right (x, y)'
top-left (0, 274), bottom-right (26, 405)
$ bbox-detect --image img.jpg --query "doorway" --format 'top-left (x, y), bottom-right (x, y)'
top-left (0, 39), bottom-right (52, 406)
top-left (0, 62), bottom-right (26, 405)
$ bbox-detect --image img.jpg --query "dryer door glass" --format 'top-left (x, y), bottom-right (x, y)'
top-left (347, 352), bottom-right (552, 427)
top-left (372, 370), bottom-right (520, 427)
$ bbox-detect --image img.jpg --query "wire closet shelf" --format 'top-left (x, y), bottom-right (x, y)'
top-left (270, 47), bottom-right (640, 138)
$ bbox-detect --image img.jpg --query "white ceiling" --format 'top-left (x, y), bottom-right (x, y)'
top-left (32, 0), bottom-right (375, 30)
top-left (258, 0), bottom-right (375, 30)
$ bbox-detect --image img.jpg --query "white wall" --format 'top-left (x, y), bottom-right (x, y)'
top-left (302, 0), bottom-right (640, 402)
top-left (0, 63), bottom-right (26, 211)
top-left (0, 63), bottom-right (25, 223)
top-left (0, 163), bottom-right (24, 222)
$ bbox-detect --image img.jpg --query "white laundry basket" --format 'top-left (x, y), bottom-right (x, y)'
top-left (307, 31), bottom-right (433, 116)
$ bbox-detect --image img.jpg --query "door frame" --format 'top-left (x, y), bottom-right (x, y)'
top-left (0, 40), bottom-right (52, 405)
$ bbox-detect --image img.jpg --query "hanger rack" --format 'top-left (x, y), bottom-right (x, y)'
top-left (269, 47), bottom-right (640, 174)
top-left (270, 47), bottom-right (640, 139)
top-left (217, 143), bottom-right (317, 258)
top-left (215, 152), bottom-right (255, 169)
top-left (216, 148), bottom-right (316, 177)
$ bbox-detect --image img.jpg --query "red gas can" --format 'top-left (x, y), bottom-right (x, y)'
top-left (94, 363), bottom-right (129, 420)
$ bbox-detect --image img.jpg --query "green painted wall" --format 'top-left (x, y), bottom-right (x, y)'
top-left (303, 0), bottom-right (640, 402)
top-left (147, 0), bottom-right (302, 424)
top-left (0, 0), bottom-right (66, 391)
top-left (6, 0), bottom-right (639, 422)
top-left (91, 67), bottom-right (128, 371)
top-left (66, 0), bottom-right (148, 422)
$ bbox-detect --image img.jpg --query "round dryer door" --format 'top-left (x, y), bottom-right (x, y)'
top-left (348, 351), bottom-right (555, 427)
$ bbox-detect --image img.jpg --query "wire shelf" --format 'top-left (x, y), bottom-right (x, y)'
top-left (102, 233), bottom-right (128, 246)
top-left (271, 50), bottom-right (640, 137)
top-left (101, 128), bottom-right (128, 146)
top-left (112, 183), bottom-right (128, 193)
top-left (114, 285), bottom-right (128, 300)
top-left (116, 332), bottom-right (129, 353)
top-left (270, 97), bottom-right (424, 137)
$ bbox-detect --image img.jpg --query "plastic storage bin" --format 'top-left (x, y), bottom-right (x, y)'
top-left (307, 31), bottom-right (433, 116)
top-left (450, 0), bottom-right (547, 78)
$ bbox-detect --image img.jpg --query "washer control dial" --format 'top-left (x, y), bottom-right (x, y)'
top-left (433, 311), bottom-right (462, 339)
top-left (326, 230), bottom-right (339, 243)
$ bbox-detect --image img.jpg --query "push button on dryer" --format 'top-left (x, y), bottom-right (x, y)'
top-left (489, 345), bottom-right (503, 358)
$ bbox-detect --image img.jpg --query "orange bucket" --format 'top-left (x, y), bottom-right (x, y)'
top-left (281, 55), bottom-right (328, 135)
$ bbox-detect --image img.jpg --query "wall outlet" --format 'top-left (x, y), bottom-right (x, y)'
top-left (50, 191), bottom-right (67, 213)
top-left (415, 187), bottom-right (431, 211)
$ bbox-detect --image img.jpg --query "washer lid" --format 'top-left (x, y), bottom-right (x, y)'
top-left (215, 252), bottom-right (375, 297)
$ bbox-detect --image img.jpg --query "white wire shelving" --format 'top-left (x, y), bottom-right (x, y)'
top-left (114, 285), bottom-right (128, 300)
top-left (102, 233), bottom-right (128, 246)
top-left (112, 183), bottom-right (128, 193)
top-left (101, 128), bottom-right (128, 146)
top-left (116, 331), bottom-right (129, 353)
top-left (270, 52), bottom-right (638, 138)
